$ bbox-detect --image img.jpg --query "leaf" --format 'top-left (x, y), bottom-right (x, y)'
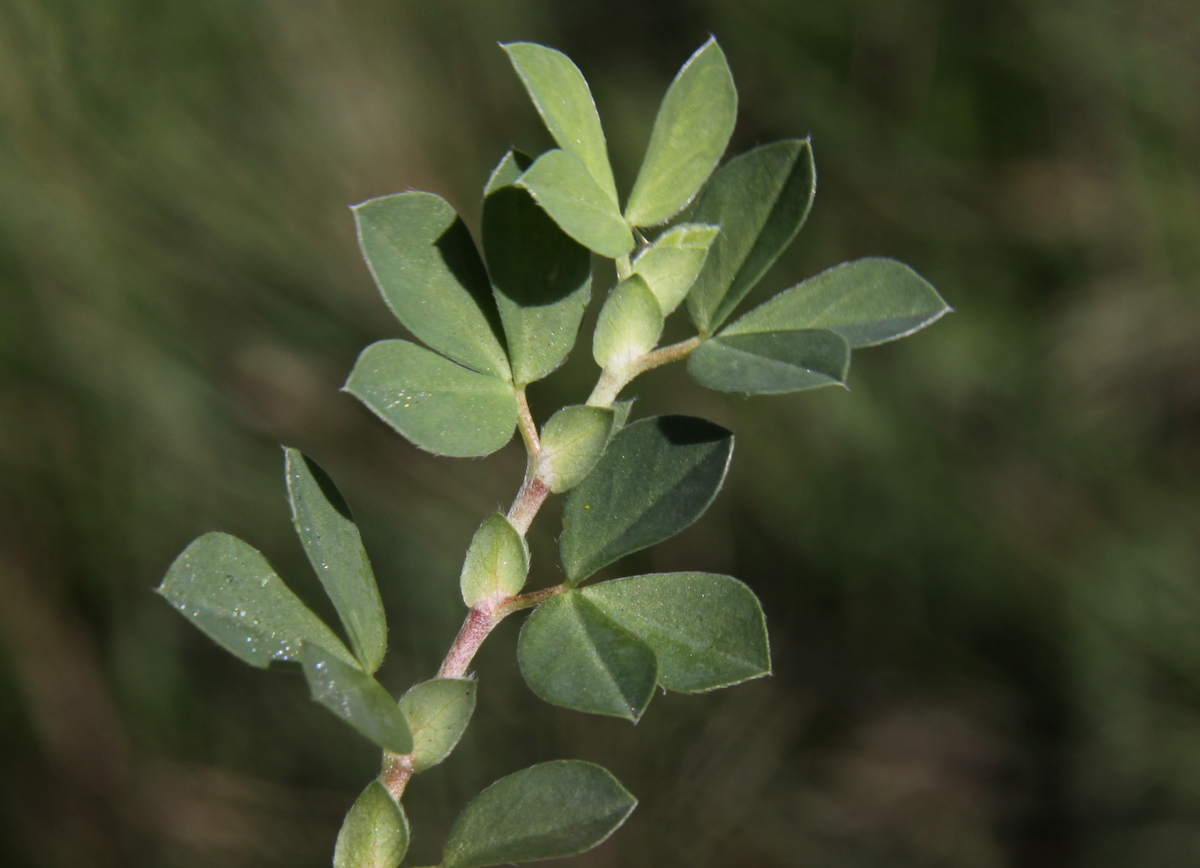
top-left (502, 43), bottom-right (619, 204)
top-left (484, 149), bottom-right (532, 196)
top-left (685, 140), bottom-right (817, 333)
top-left (517, 149), bottom-right (634, 258)
top-left (398, 678), bottom-right (477, 772)
top-left (353, 192), bottom-right (509, 379)
top-left (624, 39), bottom-right (737, 227)
top-left (345, 340), bottom-right (517, 458)
top-left (460, 513), bottom-right (528, 608)
top-left (333, 781), bottom-right (410, 868)
top-left (482, 158), bottom-right (592, 385)
top-left (537, 405), bottom-right (615, 493)
top-left (517, 591), bottom-right (657, 721)
top-left (610, 399), bottom-right (634, 435)
top-left (301, 643), bottom-right (413, 753)
top-left (158, 532), bottom-right (355, 669)
top-left (442, 760), bottom-right (637, 868)
top-left (582, 572), bottom-right (771, 692)
top-left (592, 275), bottom-right (664, 371)
top-left (633, 223), bottom-right (719, 315)
top-left (559, 416), bottom-right (733, 583)
top-left (687, 329), bottom-right (851, 394)
top-left (721, 257), bottom-right (951, 348)
top-left (285, 449), bottom-right (387, 673)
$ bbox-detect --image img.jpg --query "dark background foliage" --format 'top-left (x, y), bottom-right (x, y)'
top-left (2, 0), bottom-right (1199, 865)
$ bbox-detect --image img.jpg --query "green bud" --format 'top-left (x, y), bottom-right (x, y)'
top-left (538, 405), bottom-right (615, 493)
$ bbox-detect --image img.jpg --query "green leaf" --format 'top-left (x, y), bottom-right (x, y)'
top-left (687, 329), bottom-right (850, 394)
top-left (685, 140), bottom-right (817, 333)
top-left (721, 257), bottom-right (951, 348)
top-left (633, 223), bottom-right (719, 314)
top-left (334, 781), bottom-right (410, 868)
top-left (560, 416), bottom-right (733, 583)
top-left (537, 405), bottom-right (615, 493)
top-left (517, 149), bottom-right (634, 258)
top-left (624, 39), bottom-right (737, 227)
top-left (300, 643), bottom-right (413, 754)
top-left (592, 275), bottom-right (664, 371)
top-left (460, 514), bottom-right (528, 608)
top-left (353, 192), bottom-right (509, 379)
top-left (517, 591), bottom-right (657, 721)
top-left (398, 678), bottom-right (477, 772)
top-left (442, 760), bottom-right (637, 868)
top-left (582, 572), bottom-right (771, 692)
top-left (482, 157), bottom-right (592, 385)
top-left (484, 149), bottom-right (531, 196)
top-left (345, 340), bottom-right (517, 458)
top-left (158, 532), bottom-right (355, 669)
top-left (285, 449), bottom-right (387, 673)
top-left (502, 43), bottom-right (619, 204)
top-left (610, 399), bottom-right (634, 436)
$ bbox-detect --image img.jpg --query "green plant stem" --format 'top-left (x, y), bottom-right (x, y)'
top-left (586, 335), bottom-right (703, 407)
top-left (615, 254), bottom-right (633, 280)
top-left (381, 583), bottom-right (567, 800)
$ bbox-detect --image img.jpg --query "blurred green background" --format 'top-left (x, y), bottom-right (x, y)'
top-left (3, 0), bottom-right (1200, 865)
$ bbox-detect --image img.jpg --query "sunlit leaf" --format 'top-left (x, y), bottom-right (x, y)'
top-left (345, 339), bottom-right (517, 458)
top-left (398, 678), bottom-right (477, 772)
top-left (583, 572), bottom-right (770, 692)
top-left (483, 154), bottom-right (592, 384)
top-left (517, 149), bottom-right (633, 258)
top-left (158, 532), bottom-right (354, 669)
top-left (502, 43), bottom-right (619, 204)
top-left (517, 591), bottom-right (657, 721)
top-left (722, 257), bottom-right (951, 347)
top-left (633, 223), bottom-right (719, 314)
top-left (333, 781), bottom-right (409, 868)
top-left (300, 643), bottom-right (412, 753)
top-left (460, 513), bottom-right (528, 608)
top-left (537, 405), bottom-right (615, 494)
top-left (442, 760), bottom-right (637, 868)
top-left (686, 140), bottom-right (816, 333)
top-left (285, 449), bottom-right (387, 673)
top-left (592, 275), bottom-right (663, 371)
top-left (353, 192), bottom-right (509, 379)
top-left (688, 328), bottom-right (850, 394)
top-left (560, 416), bottom-right (733, 582)
top-left (624, 39), bottom-right (737, 227)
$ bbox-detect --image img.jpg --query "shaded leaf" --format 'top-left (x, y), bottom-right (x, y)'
top-left (398, 678), bottom-right (477, 772)
top-left (592, 275), bottom-right (663, 371)
top-left (722, 257), bottom-right (951, 347)
top-left (442, 760), bottom-right (637, 868)
top-left (483, 161), bottom-right (592, 385)
top-left (345, 340), bottom-right (517, 458)
top-left (460, 514), bottom-right (528, 608)
top-left (633, 223), bottom-right (719, 314)
top-left (517, 149), bottom-right (633, 258)
top-left (301, 643), bottom-right (412, 754)
top-left (158, 532), bottom-right (354, 669)
top-left (517, 591), bottom-right (657, 721)
top-left (688, 329), bottom-right (850, 394)
top-left (560, 416), bottom-right (733, 582)
top-left (625, 39), bottom-right (737, 227)
top-left (583, 572), bottom-right (771, 692)
top-left (333, 781), bottom-right (409, 868)
top-left (537, 405), bottom-right (615, 493)
top-left (285, 449), bottom-right (387, 673)
top-left (502, 43), bottom-right (618, 203)
top-left (353, 192), bottom-right (509, 379)
top-left (686, 140), bottom-right (816, 333)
